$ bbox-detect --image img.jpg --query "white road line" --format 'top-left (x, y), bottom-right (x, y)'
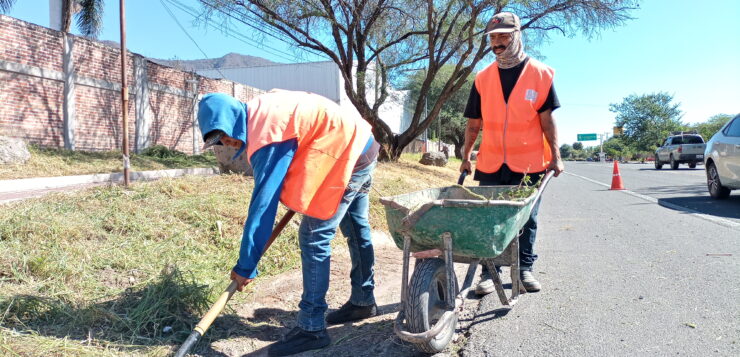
top-left (565, 172), bottom-right (740, 231)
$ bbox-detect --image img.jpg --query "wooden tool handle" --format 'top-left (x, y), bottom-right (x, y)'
top-left (194, 280), bottom-right (238, 335)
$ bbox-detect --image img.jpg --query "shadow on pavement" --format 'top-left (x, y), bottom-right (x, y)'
top-left (657, 195), bottom-right (740, 220)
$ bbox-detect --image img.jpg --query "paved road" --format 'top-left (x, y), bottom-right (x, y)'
top-left (460, 164), bottom-right (739, 356)
top-left (566, 161), bottom-right (740, 226)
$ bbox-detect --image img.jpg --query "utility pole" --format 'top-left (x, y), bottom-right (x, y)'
top-left (119, 0), bottom-right (130, 187)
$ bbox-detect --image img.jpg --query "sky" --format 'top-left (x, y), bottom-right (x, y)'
top-left (5, 0), bottom-right (740, 147)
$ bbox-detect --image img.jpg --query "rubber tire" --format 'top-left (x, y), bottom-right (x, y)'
top-left (689, 162), bottom-right (697, 169)
top-left (670, 155), bottom-right (679, 170)
top-left (707, 162), bottom-right (731, 199)
top-left (405, 258), bottom-right (458, 353)
top-left (654, 155), bottom-right (663, 169)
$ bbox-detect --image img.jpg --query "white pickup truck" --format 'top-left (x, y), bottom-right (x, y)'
top-left (655, 133), bottom-right (706, 169)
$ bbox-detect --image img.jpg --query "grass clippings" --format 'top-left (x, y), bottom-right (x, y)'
top-left (0, 154), bottom-right (461, 356)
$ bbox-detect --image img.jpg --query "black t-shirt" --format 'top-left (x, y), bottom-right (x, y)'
top-left (463, 58), bottom-right (560, 181)
top-left (463, 58), bottom-right (560, 119)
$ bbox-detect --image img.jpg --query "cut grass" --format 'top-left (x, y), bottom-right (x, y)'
top-left (0, 145), bottom-right (217, 180)
top-left (0, 154), bottom-right (459, 356)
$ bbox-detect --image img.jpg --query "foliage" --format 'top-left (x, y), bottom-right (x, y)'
top-left (199, 0), bottom-right (638, 160)
top-left (602, 136), bottom-right (632, 160)
top-left (572, 142), bottom-right (584, 150)
top-left (496, 174), bottom-right (542, 201)
top-left (559, 144), bottom-right (573, 159)
top-left (405, 65), bottom-right (473, 158)
top-left (609, 92), bottom-right (684, 152)
top-left (689, 113), bottom-right (734, 140)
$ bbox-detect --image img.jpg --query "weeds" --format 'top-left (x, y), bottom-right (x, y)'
top-left (0, 154), bottom-right (458, 355)
top-left (0, 145), bottom-right (217, 180)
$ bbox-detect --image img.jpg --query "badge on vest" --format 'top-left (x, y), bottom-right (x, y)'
top-left (525, 89), bottom-right (538, 103)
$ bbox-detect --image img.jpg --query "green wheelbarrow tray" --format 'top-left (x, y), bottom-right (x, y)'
top-left (379, 179), bottom-right (546, 259)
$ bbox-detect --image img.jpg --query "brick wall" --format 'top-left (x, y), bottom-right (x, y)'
top-left (0, 15), bottom-right (263, 155)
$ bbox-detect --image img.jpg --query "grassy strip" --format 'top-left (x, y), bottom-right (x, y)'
top-left (0, 145), bottom-right (217, 180)
top-left (0, 154), bottom-right (460, 355)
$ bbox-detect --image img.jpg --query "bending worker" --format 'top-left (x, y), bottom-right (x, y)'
top-left (459, 12), bottom-right (564, 294)
top-left (198, 90), bottom-right (380, 356)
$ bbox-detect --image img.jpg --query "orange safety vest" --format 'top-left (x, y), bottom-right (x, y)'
top-left (474, 59), bottom-right (555, 174)
top-left (246, 90), bottom-right (372, 220)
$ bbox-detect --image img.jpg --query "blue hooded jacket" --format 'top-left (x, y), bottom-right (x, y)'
top-left (197, 93), bottom-right (248, 159)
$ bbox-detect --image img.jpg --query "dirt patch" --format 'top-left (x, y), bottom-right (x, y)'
top-left (196, 231), bottom-right (482, 357)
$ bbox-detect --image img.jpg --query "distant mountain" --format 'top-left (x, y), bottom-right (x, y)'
top-left (149, 53), bottom-right (278, 71)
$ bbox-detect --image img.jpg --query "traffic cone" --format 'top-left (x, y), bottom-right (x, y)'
top-left (610, 160), bottom-right (625, 190)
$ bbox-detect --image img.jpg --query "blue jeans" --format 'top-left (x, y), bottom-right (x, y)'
top-left (297, 161), bottom-right (377, 331)
top-left (478, 169), bottom-right (543, 270)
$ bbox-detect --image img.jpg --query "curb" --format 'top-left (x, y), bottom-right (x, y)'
top-left (0, 167), bottom-right (219, 194)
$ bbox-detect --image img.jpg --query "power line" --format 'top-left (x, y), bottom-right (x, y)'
top-left (164, 0), bottom-right (325, 66)
top-left (159, 0), bottom-right (228, 79)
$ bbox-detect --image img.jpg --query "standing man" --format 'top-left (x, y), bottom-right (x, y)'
top-left (198, 90), bottom-right (380, 356)
top-left (459, 12), bottom-right (564, 294)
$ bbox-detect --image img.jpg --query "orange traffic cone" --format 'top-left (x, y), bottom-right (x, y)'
top-left (610, 160), bottom-right (625, 190)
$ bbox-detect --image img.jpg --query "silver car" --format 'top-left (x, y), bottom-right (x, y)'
top-left (704, 114), bottom-right (740, 199)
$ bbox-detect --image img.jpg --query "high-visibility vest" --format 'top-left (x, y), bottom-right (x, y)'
top-left (475, 59), bottom-right (554, 174)
top-left (246, 90), bottom-right (372, 220)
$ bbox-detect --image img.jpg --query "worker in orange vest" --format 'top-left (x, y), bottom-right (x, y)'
top-left (459, 12), bottom-right (564, 295)
top-left (198, 90), bottom-right (380, 356)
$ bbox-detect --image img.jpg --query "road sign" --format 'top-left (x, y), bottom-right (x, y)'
top-left (577, 133), bottom-right (597, 141)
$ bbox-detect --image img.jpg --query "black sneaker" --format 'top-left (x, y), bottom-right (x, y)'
top-left (267, 327), bottom-right (330, 357)
top-left (326, 301), bottom-right (378, 325)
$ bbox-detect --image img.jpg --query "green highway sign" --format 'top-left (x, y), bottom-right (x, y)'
top-left (577, 133), bottom-right (598, 141)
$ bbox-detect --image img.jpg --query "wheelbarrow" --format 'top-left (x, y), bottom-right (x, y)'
top-left (378, 171), bottom-right (554, 353)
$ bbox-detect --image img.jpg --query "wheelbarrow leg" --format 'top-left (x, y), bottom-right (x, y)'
top-left (483, 259), bottom-right (510, 307)
top-left (401, 235), bottom-right (411, 304)
top-left (441, 233), bottom-right (456, 310)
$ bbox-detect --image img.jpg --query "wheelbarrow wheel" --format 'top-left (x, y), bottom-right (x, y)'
top-left (405, 258), bottom-right (458, 353)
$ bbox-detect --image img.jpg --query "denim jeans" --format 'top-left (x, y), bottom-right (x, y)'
top-left (478, 167), bottom-right (544, 271)
top-left (297, 161), bottom-right (377, 331)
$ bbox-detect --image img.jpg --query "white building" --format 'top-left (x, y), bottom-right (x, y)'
top-left (197, 61), bottom-right (413, 134)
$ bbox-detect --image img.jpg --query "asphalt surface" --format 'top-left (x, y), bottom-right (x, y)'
top-left (567, 161), bottom-right (740, 226)
top-left (460, 162), bottom-right (739, 356)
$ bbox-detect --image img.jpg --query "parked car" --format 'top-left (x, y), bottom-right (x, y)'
top-left (704, 114), bottom-right (740, 199)
top-left (655, 132), bottom-right (706, 169)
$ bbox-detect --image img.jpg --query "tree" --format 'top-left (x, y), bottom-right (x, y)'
top-left (200, 0), bottom-right (638, 160)
top-left (603, 136), bottom-right (630, 161)
top-left (610, 92), bottom-right (683, 152)
top-left (405, 65), bottom-right (472, 158)
top-left (691, 113), bottom-right (733, 140)
top-left (572, 142), bottom-right (583, 151)
top-left (1, 0), bottom-right (104, 37)
top-left (559, 143), bottom-right (572, 159)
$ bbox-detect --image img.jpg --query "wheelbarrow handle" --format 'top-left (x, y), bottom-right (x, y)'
top-left (457, 170), bottom-right (469, 185)
top-left (531, 170), bottom-right (555, 206)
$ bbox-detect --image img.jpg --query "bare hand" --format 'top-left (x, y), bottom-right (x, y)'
top-left (230, 270), bottom-right (254, 292)
top-left (460, 160), bottom-right (472, 174)
top-left (548, 158), bottom-right (565, 177)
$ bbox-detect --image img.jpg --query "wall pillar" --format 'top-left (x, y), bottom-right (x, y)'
top-left (134, 56), bottom-right (150, 153)
top-left (62, 33), bottom-right (75, 150)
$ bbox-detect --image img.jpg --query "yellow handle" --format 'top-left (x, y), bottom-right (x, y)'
top-left (193, 280), bottom-right (238, 335)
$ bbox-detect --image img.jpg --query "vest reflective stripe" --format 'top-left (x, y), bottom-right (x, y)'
top-left (246, 90), bottom-right (372, 220)
top-left (475, 59), bottom-right (554, 174)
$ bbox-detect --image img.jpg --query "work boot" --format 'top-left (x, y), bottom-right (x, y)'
top-left (267, 327), bottom-right (330, 357)
top-left (475, 265), bottom-right (502, 296)
top-left (520, 270), bottom-right (541, 292)
top-left (326, 301), bottom-right (378, 325)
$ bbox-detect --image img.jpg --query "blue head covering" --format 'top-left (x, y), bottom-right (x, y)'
top-left (197, 93), bottom-right (248, 160)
